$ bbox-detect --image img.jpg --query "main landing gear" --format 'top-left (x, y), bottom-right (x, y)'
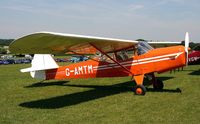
top-left (133, 73), bottom-right (164, 95)
top-left (134, 85), bottom-right (147, 95)
top-left (150, 73), bottom-right (164, 90)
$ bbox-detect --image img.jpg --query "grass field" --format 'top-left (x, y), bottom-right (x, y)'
top-left (0, 63), bottom-right (199, 124)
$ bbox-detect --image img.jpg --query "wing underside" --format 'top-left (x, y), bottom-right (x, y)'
top-left (9, 32), bottom-right (138, 54)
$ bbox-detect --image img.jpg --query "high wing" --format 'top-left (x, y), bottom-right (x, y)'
top-left (148, 41), bottom-right (181, 48)
top-left (9, 32), bottom-right (138, 54)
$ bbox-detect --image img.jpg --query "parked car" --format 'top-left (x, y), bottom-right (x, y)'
top-left (0, 60), bottom-right (3, 65)
top-left (6, 59), bottom-right (15, 64)
top-left (70, 56), bottom-right (88, 63)
top-left (14, 59), bottom-right (23, 64)
top-left (0, 59), bottom-right (14, 65)
top-left (22, 59), bottom-right (31, 64)
top-left (55, 58), bottom-right (69, 62)
top-left (2, 60), bottom-right (9, 65)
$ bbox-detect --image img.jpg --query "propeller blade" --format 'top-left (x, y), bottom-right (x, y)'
top-left (185, 32), bottom-right (189, 51)
top-left (185, 32), bottom-right (189, 65)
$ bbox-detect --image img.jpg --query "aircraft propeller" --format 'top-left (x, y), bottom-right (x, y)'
top-left (185, 32), bottom-right (190, 65)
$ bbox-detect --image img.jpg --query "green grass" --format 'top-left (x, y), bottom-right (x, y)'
top-left (0, 64), bottom-right (200, 124)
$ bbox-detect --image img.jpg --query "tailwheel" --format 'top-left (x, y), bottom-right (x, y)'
top-left (153, 79), bottom-right (164, 90)
top-left (134, 85), bottom-right (147, 95)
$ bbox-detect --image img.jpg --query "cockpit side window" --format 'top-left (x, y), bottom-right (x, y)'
top-left (115, 50), bottom-right (129, 61)
top-left (94, 50), bottom-right (134, 63)
top-left (95, 53), bottom-right (115, 63)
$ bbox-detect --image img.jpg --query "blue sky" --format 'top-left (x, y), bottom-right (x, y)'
top-left (0, 0), bottom-right (200, 42)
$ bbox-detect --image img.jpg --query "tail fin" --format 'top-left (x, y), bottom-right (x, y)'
top-left (21, 54), bottom-right (59, 79)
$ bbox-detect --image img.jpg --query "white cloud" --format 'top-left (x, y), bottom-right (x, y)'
top-left (155, 0), bottom-right (185, 6)
top-left (128, 4), bottom-right (144, 11)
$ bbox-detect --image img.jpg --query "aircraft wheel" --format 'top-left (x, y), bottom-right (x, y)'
top-left (134, 85), bottom-right (146, 95)
top-left (153, 79), bottom-right (164, 90)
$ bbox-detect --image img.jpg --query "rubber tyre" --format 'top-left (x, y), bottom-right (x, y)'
top-left (134, 85), bottom-right (147, 95)
top-left (153, 79), bottom-right (164, 90)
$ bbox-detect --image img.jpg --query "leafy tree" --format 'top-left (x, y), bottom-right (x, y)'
top-left (136, 39), bottom-right (145, 41)
top-left (0, 47), bottom-right (7, 54)
top-left (181, 41), bottom-right (200, 50)
top-left (0, 39), bottom-right (14, 46)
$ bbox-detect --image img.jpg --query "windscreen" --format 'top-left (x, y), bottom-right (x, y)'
top-left (137, 41), bottom-right (154, 55)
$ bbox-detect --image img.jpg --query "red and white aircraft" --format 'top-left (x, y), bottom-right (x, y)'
top-left (188, 45), bottom-right (200, 65)
top-left (9, 32), bottom-right (189, 95)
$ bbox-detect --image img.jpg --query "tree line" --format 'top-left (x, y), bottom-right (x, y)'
top-left (0, 39), bottom-right (14, 54)
top-left (0, 39), bottom-right (14, 46)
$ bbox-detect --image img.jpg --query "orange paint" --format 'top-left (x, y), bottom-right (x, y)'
top-left (46, 45), bottom-right (186, 82)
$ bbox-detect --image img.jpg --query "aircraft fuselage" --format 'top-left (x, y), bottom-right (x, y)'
top-left (45, 45), bottom-right (186, 80)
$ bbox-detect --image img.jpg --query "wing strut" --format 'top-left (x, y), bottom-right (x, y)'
top-left (90, 43), bottom-right (133, 75)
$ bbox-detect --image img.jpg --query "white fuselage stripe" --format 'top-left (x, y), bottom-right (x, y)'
top-left (93, 52), bottom-right (184, 71)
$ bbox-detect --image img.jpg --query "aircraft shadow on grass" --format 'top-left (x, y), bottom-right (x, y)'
top-left (25, 81), bottom-right (70, 88)
top-left (189, 69), bottom-right (200, 75)
top-left (19, 76), bottom-right (181, 109)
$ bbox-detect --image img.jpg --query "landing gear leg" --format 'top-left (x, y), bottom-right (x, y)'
top-left (151, 73), bottom-right (164, 90)
top-left (133, 74), bottom-right (147, 95)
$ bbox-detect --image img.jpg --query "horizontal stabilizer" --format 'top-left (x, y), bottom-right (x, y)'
top-left (20, 66), bottom-right (58, 72)
top-left (21, 54), bottom-right (59, 73)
